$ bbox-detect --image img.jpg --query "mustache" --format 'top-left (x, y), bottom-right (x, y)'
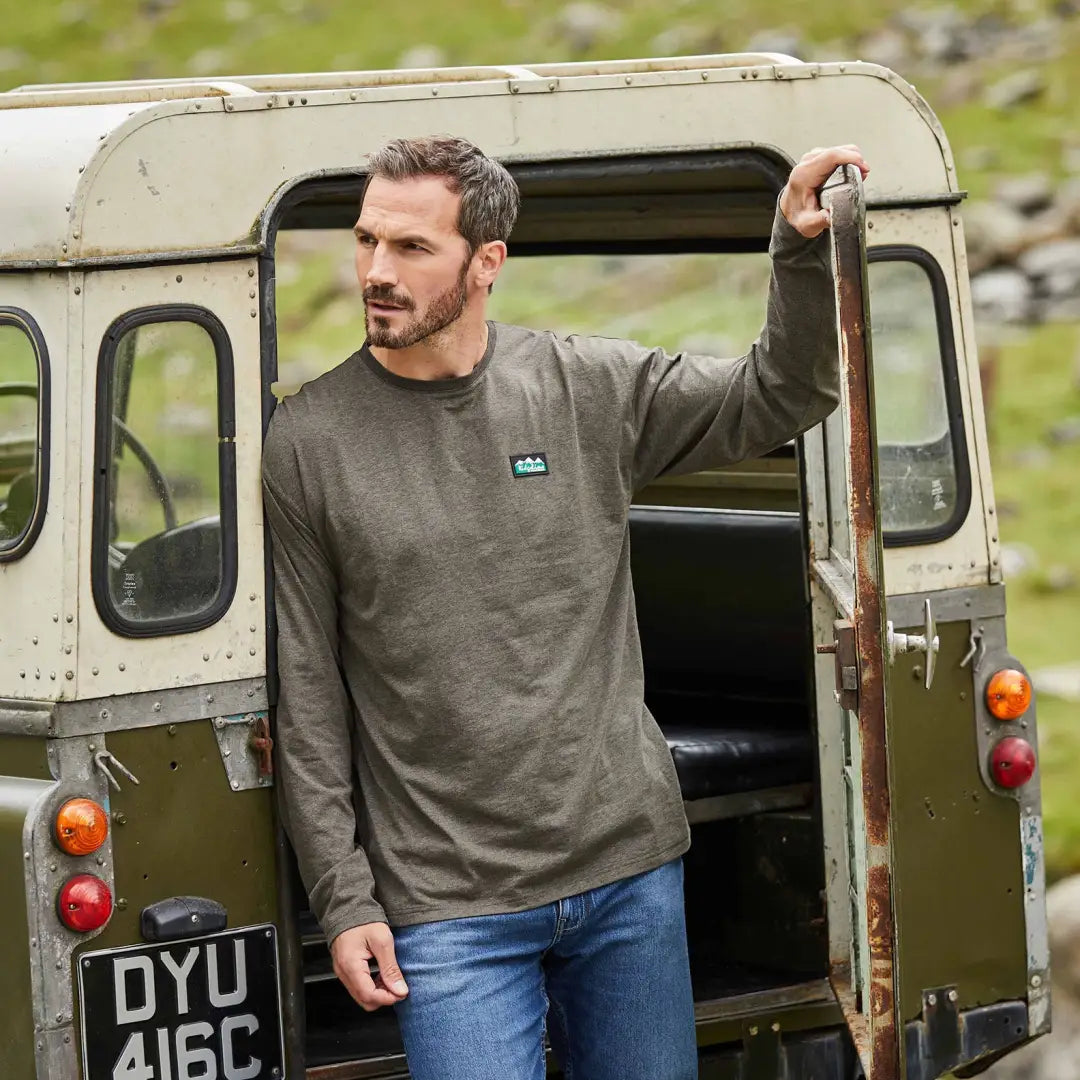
top-left (363, 285), bottom-right (415, 310)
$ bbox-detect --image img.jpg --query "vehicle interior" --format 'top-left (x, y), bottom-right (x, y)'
top-left (270, 150), bottom-right (834, 1068)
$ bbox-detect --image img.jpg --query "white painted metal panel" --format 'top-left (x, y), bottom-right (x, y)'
top-left (75, 259), bottom-right (266, 698)
top-left (0, 272), bottom-right (75, 699)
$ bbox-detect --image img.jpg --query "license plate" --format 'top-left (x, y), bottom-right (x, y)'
top-left (77, 923), bottom-right (284, 1080)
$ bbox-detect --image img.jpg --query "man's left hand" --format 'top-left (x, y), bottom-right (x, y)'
top-left (779, 145), bottom-right (871, 238)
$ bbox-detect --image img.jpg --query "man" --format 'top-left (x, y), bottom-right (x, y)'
top-left (262, 134), bottom-right (866, 1080)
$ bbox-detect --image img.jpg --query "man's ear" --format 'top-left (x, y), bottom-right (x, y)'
top-left (474, 240), bottom-right (508, 292)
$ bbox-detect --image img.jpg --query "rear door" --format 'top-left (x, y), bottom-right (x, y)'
top-left (804, 166), bottom-right (902, 1079)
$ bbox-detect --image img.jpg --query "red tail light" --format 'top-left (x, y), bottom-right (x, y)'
top-left (990, 737), bottom-right (1037, 790)
top-left (57, 874), bottom-right (113, 932)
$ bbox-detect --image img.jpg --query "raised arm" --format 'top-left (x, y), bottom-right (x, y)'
top-left (630, 146), bottom-right (869, 489)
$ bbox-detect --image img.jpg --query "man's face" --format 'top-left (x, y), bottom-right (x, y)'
top-left (354, 175), bottom-right (475, 349)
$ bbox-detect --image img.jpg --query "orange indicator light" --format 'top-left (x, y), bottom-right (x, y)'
top-left (54, 798), bottom-right (108, 856)
top-left (985, 668), bottom-right (1032, 721)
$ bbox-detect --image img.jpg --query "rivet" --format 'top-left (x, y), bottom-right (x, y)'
top-left (250, 624), bottom-right (257, 632)
top-left (113, 811), bottom-right (126, 824)
top-left (740, 71), bottom-right (748, 79)
top-left (249, 289), bottom-right (256, 299)
top-left (988, 507), bottom-right (995, 515)
top-left (73, 231), bottom-right (79, 239)
top-left (61, 244), bottom-right (68, 253)
top-left (991, 535), bottom-right (998, 542)
top-left (226, 650), bottom-right (233, 659)
top-left (32, 636), bottom-right (38, 645)
top-left (49, 862), bottom-right (57, 872)
top-left (65, 671), bottom-right (73, 680)
top-left (153, 702), bottom-right (161, 711)
top-left (207, 694), bottom-right (215, 704)
top-left (96, 855), bottom-right (105, 866)
top-left (64, 645), bottom-right (72, 654)
top-left (249, 592), bottom-right (257, 601)
top-left (431, 88), bottom-right (438, 96)
top-left (231, 780), bottom-right (239, 790)
top-left (64, 204), bottom-right (70, 212)
top-left (78, 166), bottom-right (84, 173)
top-left (548, 81), bottom-right (556, 90)
top-left (350, 92), bottom-right (357, 100)
top-left (100, 709), bottom-right (109, 720)
top-left (215, 718), bottom-right (225, 729)
top-left (49, 672), bottom-right (56, 680)
top-left (117, 897), bottom-right (128, 910)
top-left (167, 725), bottom-right (177, 735)
top-left (510, 84), bottom-right (519, 93)
top-left (251, 309), bottom-right (257, 318)
top-left (224, 748), bottom-right (231, 757)
top-left (88, 742), bottom-right (96, 751)
top-left (225, 101), bottom-right (234, 111)
top-left (195, 102), bottom-right (201, 109)
top-left (55, 1013), bottom-right (63, 1023)
top-left (300, 97), bottom-right (307, 105)
top-left (1032, 974), bottom-right (1042, 987)
top-left (266, 99), bottom-right (274, 107)
top-left (927, 993), bottom-right (937, 1006)
top-left (18, 670), bottom-right (25, 678)
top-left (249, 648), bottom-right (257, 656)
top-left (751, 70), bottom-right (759, 78)
top-left (66, 613), bottom-right (73, 623)
top-left (176, 274), bottom-right (183, 283)
top-left (948, 989), bottom-right (958, 1002)
top-left (839, 64), bottom-right (846, 72)
top-left (701, 71), bottom-right (709, 80)
top-left (92, 667), bottom-right (99, 675)
top-left (24, 853), bottom-right (30, 860)
top-left (749, 1025), bottom-right (758, 1036)
top-left (248, 268), bottom-right (255, 278)
top-left (776, 70), bottom-right (784, 78)
top-left (119, 662), bottom-right (126, 671)
top-left (287, 96), bottom-right (295, 105)
top-left (52, 613), bottom-right (59, 622)
top-left (771, 1021), bottom-right (780, 1032)
top-left (203, 652), bottom-right (210, 662)
top-left (624, 76), bottom-right (632, 85)
top-left (74, 285), bottom-right (81, 294)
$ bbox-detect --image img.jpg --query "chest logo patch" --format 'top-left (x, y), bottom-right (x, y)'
top-left (510, 452), bottom-right (549, 478)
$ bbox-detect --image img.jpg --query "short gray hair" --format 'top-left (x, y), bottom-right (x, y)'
top-left (362, 135), bottom-right (521, 253)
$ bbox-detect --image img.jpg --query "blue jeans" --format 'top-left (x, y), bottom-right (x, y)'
top-left (390, 856), bottom-right (697, 1080)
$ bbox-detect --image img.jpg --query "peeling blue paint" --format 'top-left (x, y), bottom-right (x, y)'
top-left (1022, 816), bottom-right (1042, 887)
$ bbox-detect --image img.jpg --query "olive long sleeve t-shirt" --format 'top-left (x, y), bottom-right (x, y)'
top-left (261, 205), bottom-right (840, 942)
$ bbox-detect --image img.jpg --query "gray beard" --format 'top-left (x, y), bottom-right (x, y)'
top-left (365, 263), bottom-right (469, 350)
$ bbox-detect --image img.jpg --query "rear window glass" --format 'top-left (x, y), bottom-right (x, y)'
top-left (0, 311), bottom-right (48, 558)
top-left (93, 309), bottom-right (236, 635)
top-left (867, 249), bottom-right (970, 544)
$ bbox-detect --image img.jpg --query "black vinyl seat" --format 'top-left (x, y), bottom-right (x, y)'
top-left (629, 506), bottom-right (815, 809)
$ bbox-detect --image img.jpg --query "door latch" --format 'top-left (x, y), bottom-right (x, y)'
top-left (817, 620), bottom-right (859, 711)
top-left (887, 598), bottom-right (940, 690)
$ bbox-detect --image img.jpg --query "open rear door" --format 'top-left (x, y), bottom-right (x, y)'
top-left (804, 166), bottom-right (902, 1079)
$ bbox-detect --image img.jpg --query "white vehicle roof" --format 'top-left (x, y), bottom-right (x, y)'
top-left (0, 54), bottom-right (956, 267)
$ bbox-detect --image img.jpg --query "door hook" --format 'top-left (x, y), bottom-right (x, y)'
top-left (94, 750), bottom-right (141, 792)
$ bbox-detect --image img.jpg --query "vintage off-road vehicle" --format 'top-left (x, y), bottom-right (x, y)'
top-left (0, 51), bottom-right (1048, 1080)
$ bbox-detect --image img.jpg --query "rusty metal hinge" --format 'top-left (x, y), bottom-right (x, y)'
top-left (817, 620), bottom-right (859, 711)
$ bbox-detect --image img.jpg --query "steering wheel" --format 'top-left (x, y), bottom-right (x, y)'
top-left (111, 415), bottom-right (178, 532)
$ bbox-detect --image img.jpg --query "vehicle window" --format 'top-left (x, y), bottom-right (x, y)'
top-left (868, 251), bottom-right (969, 543)
top-left (0, 312), bottom-right (47, 558)
top-left (94, 311), bottom-right (236, 634)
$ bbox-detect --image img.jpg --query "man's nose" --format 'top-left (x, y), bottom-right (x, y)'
top-left (364, 242), bottom-right (397, 288)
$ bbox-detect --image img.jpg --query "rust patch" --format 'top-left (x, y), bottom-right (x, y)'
top-left (825, 167), bottom-right (901, 1079)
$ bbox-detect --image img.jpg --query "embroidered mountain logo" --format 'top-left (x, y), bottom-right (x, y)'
top-left (510, 452), bottom-right (549, 478)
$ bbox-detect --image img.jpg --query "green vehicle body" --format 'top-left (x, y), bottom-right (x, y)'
top-left (0, 52), bottom-right (1046, 1080)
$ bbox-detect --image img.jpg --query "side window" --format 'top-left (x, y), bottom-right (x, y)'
top-left (92, 308), bottom-right (237, 635)
top-left (0, 309), bottom-right (49, 559)
top-left (868, 248), bottom-right (971, 544)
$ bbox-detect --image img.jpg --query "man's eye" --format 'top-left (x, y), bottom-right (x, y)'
top-left (406, 243), bottom-right (426, 252)
top-left (357, 234), bottom-right (375, 246)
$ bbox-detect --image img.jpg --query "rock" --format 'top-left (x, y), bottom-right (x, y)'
top-left (187, 48), bottom-right (231, 77)
top-left (1032, 664), bottom-right (1080, 702)
top-left (935, 66), bottom-right (981, 109)
top-left (1007, 444), bottom-right (1052, 468)
top-left (0, 48), bottom-right (27, 73)
top-left (1040, 564), bottom-right (1078, 592)
top-left (856, 26), bottom-right (910, 69)
top-left (995, 172), bottom-right (1055, 216)
top-left (552, 3), bottom-right (624, 53)
top-left (916, 8), bottom-right (970, 63)
top-left (1047, 415), bottom-right (1080, 444)
top-left (1019, 238), bottom-right (1080, 299)
top-left (999, 541), bottom-right (1039, 577)
top-left (971, 267), bottom-right (1035, 324)
top-left (983, 68), bottom-right (1045, 110)
top-left (223, 0), bottom-right (252, 22)
top-left (962, 201), bottom-right (1029, 274)
top-left (397, 44), bottom-right (447, 70)
top-left (745, 28), bottom-right (804, 59)
top-left (650, 24), bottom-right (723, 57)
top-left (962, 145), bottom-right (1000, 172)
top-left (1056, 178), bottom-right (1080, 230)
top-left (1041, 296), bottom-right (1080, 322)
